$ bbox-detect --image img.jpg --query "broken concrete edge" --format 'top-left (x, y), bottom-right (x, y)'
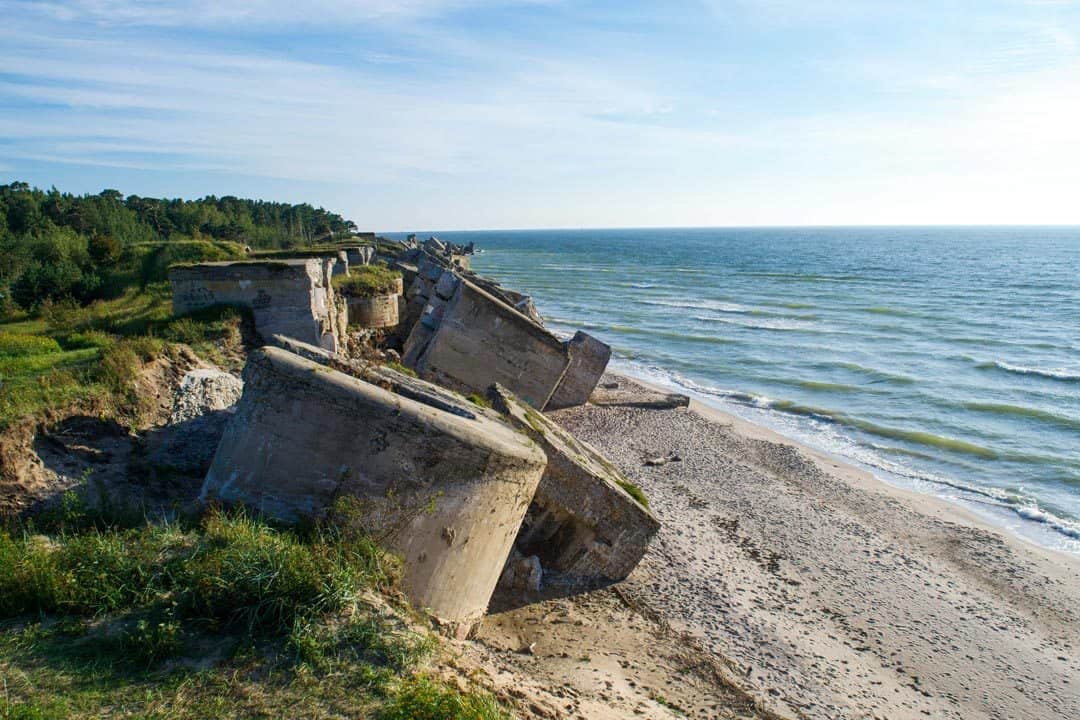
top-left (202, 345), bottom-right (548, 631)
top-left (486, 382), bottom-right (660, 588)
top-left (404, 276), bottom-right (572, 409)
top-left (268, 334), bottom-right (501, 423)
top-left (487, 383), bottom-right (658, 519)
top-left (546, 331), bottom-right (613, 411)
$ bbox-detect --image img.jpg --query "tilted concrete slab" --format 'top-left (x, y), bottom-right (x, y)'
top-left (406, 276), bottom-right (572, 409)
top-left (487, 384), bottom-right (660, 590)
top-left (201, 346), bottom-right (546, 634)
top-left (169, 259), bottom-right (346, 352)
top-left (546, 331), bottom-right (612, 410)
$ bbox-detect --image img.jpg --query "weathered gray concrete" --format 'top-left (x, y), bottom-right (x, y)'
top-left (169, 259), bottom-right (345, 351)
top-left (201, 346), bottom-right (547, 633)
top-left (405, 276), bottom-right (572, 409)
top-left (488, 384), bottom-right (660, 591)
top-left (347, 293), bottom-right (399, 328)
top-left (343, 245), bottom-right (375, 267)
top-left (546, 331), bottom-right (613, 410)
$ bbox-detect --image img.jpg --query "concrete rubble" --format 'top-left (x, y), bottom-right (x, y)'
top-left (401, 265), bottom-right (612, 411)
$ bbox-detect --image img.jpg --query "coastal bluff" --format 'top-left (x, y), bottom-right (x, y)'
top-left (175, 235), bottom-right (658, 637)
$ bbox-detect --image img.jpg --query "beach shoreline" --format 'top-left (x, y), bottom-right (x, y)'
top-left (549, 372), bottom-right (1080, 719)
top-left (628, 369), bottom-right (1080, 569)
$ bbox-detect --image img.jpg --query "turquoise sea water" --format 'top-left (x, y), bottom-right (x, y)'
top-left (394, 228), bottom-right (1080, 554)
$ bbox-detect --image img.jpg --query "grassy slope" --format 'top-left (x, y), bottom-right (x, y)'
top-left (0, 287), bottom-right (514, 720)
top-left (0, 504), bottom-right (508, 719)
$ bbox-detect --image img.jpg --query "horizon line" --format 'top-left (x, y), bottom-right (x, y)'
top-left (378, 223), bottom-right (1080, 234)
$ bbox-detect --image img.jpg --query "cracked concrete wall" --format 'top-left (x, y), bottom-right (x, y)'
top-left (201, 346), bottom-right (547, 634)
top-left (547, 331), bottom-right (612, 410)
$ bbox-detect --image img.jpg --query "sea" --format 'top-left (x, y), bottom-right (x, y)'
top-left (389, 227), bottom-right (1080, 555)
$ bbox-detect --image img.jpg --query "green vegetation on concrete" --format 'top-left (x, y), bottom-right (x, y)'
top-left (0, 500), bottom-right (511, 720)
top-left (617, 479), bottom-right (649, 509)
top-left (385, 361), bottom-right (417, 378)
top-left (467, 393), bottom-right (492, 409)
top-left (332, 265), bottom-right (403, 298)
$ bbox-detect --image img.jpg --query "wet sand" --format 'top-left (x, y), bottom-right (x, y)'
top-left (548, 374), bottom-right (1080, 719)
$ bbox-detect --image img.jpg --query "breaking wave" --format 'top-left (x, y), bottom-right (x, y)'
top-left (976, 361), bottom-right (1080, 382)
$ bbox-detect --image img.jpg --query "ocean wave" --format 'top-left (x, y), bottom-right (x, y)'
top-left (762, 401), bottom-right (999, 459)
top-left (611, 361), bottom-right (1080, 544)
top-left (692, 314), bottom-right (819, 332)
top-left (962, 402), bottom-right (1080, 431)
top-left (861, 306), bottom-right (923, 318)
top-left (831, 362), bottom-right (916, 385)
top-left (639, 298), bottom-right (756, 314)
top-left (976, 361), bottom-right (1080, 382)
top-left (796, 380), bottom-right (874, 394)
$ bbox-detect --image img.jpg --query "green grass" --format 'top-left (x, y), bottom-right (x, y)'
top-left (0, 505), bottom-right (510, 719)
top-left (466, 393), bottom-right (491, 409)
top-left (376, 675), bottom-right (509, 720)
top-left (0, 288), bottom-right (250, 429)
top-left (384, 361), bottom-right (417, 378)
top-left (616, 479), bottom-right (649, 509)
top-left (332, 265), bottom-right (402, 297)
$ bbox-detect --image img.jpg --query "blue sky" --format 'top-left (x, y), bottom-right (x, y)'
top-left (1, 0), bottom-right (1078, 229)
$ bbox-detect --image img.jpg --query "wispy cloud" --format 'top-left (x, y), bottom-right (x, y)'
top-left (1, 0), bottom-right (1078, 227)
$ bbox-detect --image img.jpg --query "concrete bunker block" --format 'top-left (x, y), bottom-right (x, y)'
top-left (168, 259), bottom-right (342, 350)
top-left (545, 331), bottom-right (613, 410)
top-left (201, 347), bottom-right (546, 633)
top-left (331, 250), bottom-right (349, 277)
top-left (434, 270), bottom-right (460, 301)
top-left (409, 279), bottom-right (572, 409)
top-left (424, 236), bottom-right (447, 254)
top-left (347, 293), bottom-right (400, 329)
top-left (343, 246), bottom-right (374, 267)
top-left (417, 254), bottom-right (445, 282)
top-left (487, 384), bottom-right (660, 590)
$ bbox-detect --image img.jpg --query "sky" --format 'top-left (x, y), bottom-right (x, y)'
top-left (1, 0), bottom-right (1079, 230)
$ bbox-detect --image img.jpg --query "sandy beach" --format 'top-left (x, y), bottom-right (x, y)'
top-left (541, 373), bottom-right (1080, 719)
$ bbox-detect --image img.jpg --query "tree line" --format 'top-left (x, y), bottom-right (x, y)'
top-left (0, 182), bottom-right (359, 312)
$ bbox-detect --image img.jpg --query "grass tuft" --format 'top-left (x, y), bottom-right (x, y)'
top-left (332, 265), bottom-right (402, 297)
top-left (377, 675), bottom-right (511, 720)
top-left (616, 479), bottom-right (649, 508)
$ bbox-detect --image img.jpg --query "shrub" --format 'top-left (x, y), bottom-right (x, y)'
top-left (179, 513), bottom-right (332, 634)
top-left (0, 531), bottom-right (64, 617)
top-left (333, 265), bottom-right (402, 298)
top-left (0, 332), bottom-right (61, 357)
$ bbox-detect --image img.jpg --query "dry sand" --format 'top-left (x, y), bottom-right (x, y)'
top-left (538, 374), bottom-right (1080, 719)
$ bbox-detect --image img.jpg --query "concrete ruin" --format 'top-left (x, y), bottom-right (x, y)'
top-left (200, 346), bottom-right (547, 635)
top-left (402, 268), bottom-right (612, 410)
top-left (487, 384), bottom-right (660, 590)
top-left (403, 274), bottom-right (572, 409)
top-left (169, 259), bottom-right (347, 352)
top-left (546, 331), bottom-right (613, 410)
top-left (172, 237), bottom-right (657, 631)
